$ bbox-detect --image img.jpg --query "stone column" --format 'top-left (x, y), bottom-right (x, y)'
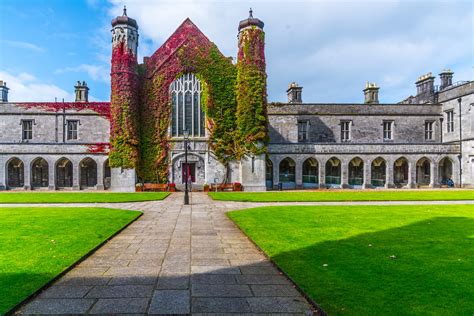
top-left (319, 161), bottom-right (326, 189)
top-left (407, 160), bottom-right (416, 188)
top-left (429, 160), bottom-right (438, 188)
top-left (96, 158), bottom-right (105, 190)
top-left (23, 159), bottom-right (31, 190)
top-left (362, 159), bottom-right (371, 189)
top-left (72, 162), bottom-right (80, 190)
top-left (340, 160), bottom-right (349, 189)
top-left (295, 160), bottom-right (303, 189)
top-left (273, 160), bottom-right (279, 190)
top-left (385, 160), bottom-right (394, 188)
top-left (0, 157), bottom-right (5, 190)
top-left (48, 160), bottom-right (55, 190)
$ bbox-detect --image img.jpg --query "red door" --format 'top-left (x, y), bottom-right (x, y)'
top-left (182, 163), bottom-right (196, 183)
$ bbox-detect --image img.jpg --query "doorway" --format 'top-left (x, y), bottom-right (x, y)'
top-left (182, 163), bottom-right (196, 183)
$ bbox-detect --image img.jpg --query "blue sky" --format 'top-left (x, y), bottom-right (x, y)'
top-left (0, 0), bottom-right (472, 103)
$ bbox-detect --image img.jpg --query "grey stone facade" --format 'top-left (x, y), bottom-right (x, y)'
top-left (0, 76), bottom-right (471, 191)
top-left (266, 79), bottom-right (473, 189)
top-left (0, 102), bottom-right (110, 190)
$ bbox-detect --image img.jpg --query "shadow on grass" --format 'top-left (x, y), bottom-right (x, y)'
top-left (269, 217), bottom-right (474, 315)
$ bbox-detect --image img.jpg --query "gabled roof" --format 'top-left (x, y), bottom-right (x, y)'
top-left (145, 18), bottom-right (215, 78)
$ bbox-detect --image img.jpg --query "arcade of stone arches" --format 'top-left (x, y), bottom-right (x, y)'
top-left (5, 156), bottom-right (111, 190)
top-left (266, 156), bottom-right (456, 189)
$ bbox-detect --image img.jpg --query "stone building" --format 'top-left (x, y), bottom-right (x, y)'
top-left (0, 10), bottom-right (472, 191)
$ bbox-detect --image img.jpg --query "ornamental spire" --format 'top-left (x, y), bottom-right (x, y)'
top-left (123, 5), bottom-right (127, 16)
top-left (249, 8), bottom-right (253, 18)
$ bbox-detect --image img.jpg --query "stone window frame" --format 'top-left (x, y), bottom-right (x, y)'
top-left (382, 120), bottom-right (394, 142)
top-left (20, 119), bottom-right (34, 141)
top-left (66, 120), bottom-right (80, 141)
top-left (446, 109), bottom-right (454, 133)
top-left (169, 73), bottom-right (205, 138)
top-left (424, 120), bottom-right (435, 141)
top-left (297, 120), bottom-right (310, 143)
top-left (340, 120), bottom-right (352, 142)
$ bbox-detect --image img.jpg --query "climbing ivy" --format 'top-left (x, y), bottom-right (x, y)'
top-left (236, 26), bottom-right (268, 156)
top-left (109, 42), bottom-right (140, 169)
top-left (111, 21), bottom-right (267, 183)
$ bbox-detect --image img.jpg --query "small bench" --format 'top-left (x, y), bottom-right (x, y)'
top-left (210, 183), bottom-right (242, 192)
top-left (143, 183), bottom-right (169, 192)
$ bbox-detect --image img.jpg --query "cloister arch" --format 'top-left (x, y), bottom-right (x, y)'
top-left (279, 157), bottom-right (296, 189)
top-left (6, 157), bottom-right (24, 188)
top-left (265, 159), bottom-right (273, 189)
top-left (416, 157), bottom-right (431, 186)
top-left (325, 157), bottom-right (341, 186)
top-left (348, 157), bottom-right (364, 186)
top-left (56, 158), bottom-right (73, 188)
top-left (80, 158), bottom-right (97, 188)
top-left (302, 158), bottom-right (318, 188)
top-left (371, 157), bottom-right (386, 187)
top-left (394, 157), bottom-right (409, 187)
top-left (438, 157), bottom-right (454, 186)
top-left (31, 157), bottom-right (49, 188)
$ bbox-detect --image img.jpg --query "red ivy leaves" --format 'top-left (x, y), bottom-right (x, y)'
top-left (16, 102), bottom-right (110, 119)
top-left (87, 142), bottom-right (110, 153)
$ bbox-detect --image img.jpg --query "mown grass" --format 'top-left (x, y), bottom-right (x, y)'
top-left (228, 204), bottom-right (474, 315)
top-left (210, 190), bottom-right (474, 202)
top-left (0, 192), bottom-right (170, 204)
top-left (0, 207), bottom-right (141, 314)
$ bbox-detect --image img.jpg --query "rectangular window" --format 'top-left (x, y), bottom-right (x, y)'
top-left (21, 120), bottom-right (33, 140)
top-left (383, 121), bottom-right (393, 141)
top-left (341, 121), bottom-right (351, 142)
top-left (446, 110), bottom-right (454, 133)
top-left (425, 121), bottom-right (434, 140)
top-left (67, 120), bottom-right (78, 140)
top-left (298, 121), bottom-right (309, 142)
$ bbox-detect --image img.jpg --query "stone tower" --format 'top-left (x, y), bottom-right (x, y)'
top-left (109, 6), bottom-right (140, 191)
top-left (235, 9), bottom-right (267, 191)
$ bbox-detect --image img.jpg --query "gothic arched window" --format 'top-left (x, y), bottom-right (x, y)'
top-left (170, 73), bottom-right (205, 137)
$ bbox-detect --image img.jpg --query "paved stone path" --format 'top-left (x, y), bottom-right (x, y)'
top-left (14, 193), bottom-right (316, 315)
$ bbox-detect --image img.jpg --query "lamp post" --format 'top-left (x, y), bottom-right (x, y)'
top-left (183, 129), bottom-right (190, 205)
top-left (458, 97), bottom-right (463, 188)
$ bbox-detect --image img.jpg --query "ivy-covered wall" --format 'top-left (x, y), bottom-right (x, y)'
top-left (110, 19), bottom-right (268, 183)
top-left (236, 26), bottom-right (268, 156)
top-left (109, 41), bottom-right (140, 169)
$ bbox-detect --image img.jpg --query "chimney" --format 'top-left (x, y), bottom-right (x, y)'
top-left (363, 82), bottom-right (379, 104)
top-left (415, 72), bottom-right (435, 95)
top-left (287, 82), bottom-right (302, 103)
top-left (439, 69), bottom-right (453, 90)
top-left (0, 81), bottom-right (9, 102)
top-left (74, 81), bottom-right (89, 102)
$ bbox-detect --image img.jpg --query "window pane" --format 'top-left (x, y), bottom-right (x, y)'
top-left (178, 92), bottom-right (183, 136)
top-left (200, 104), bottom-right (205, 136)
top-left (185, 91), bottom-right (192, 133)
top-left (171, 92), bottom-right (177, 136)
top-left (193, 92), bottom-right (199, 136)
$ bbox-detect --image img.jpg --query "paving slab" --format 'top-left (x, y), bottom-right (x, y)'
top-left (14, 193), bottom-right (315, 315)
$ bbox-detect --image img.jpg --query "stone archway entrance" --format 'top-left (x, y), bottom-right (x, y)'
top-left (172, 153), bottom-right (205, 189)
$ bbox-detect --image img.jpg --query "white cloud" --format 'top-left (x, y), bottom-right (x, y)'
top-left (1, 40), bottom-right (44, 52)
top-left (55, 64), bottom-right (109, 83)
top-left (0, 71), bottom-right (74, 102)
top-left (105, 0), bottom-right (472, 103)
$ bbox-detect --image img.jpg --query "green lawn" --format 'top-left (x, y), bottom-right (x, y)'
top-left (0, 192), bottom-right (170, 204)
top-left (0, 207), bottom-right (141, 314)
top-left (210, 190), bottom-right (474, 202)
top-left (228, 205), bottom-right (474, 315)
